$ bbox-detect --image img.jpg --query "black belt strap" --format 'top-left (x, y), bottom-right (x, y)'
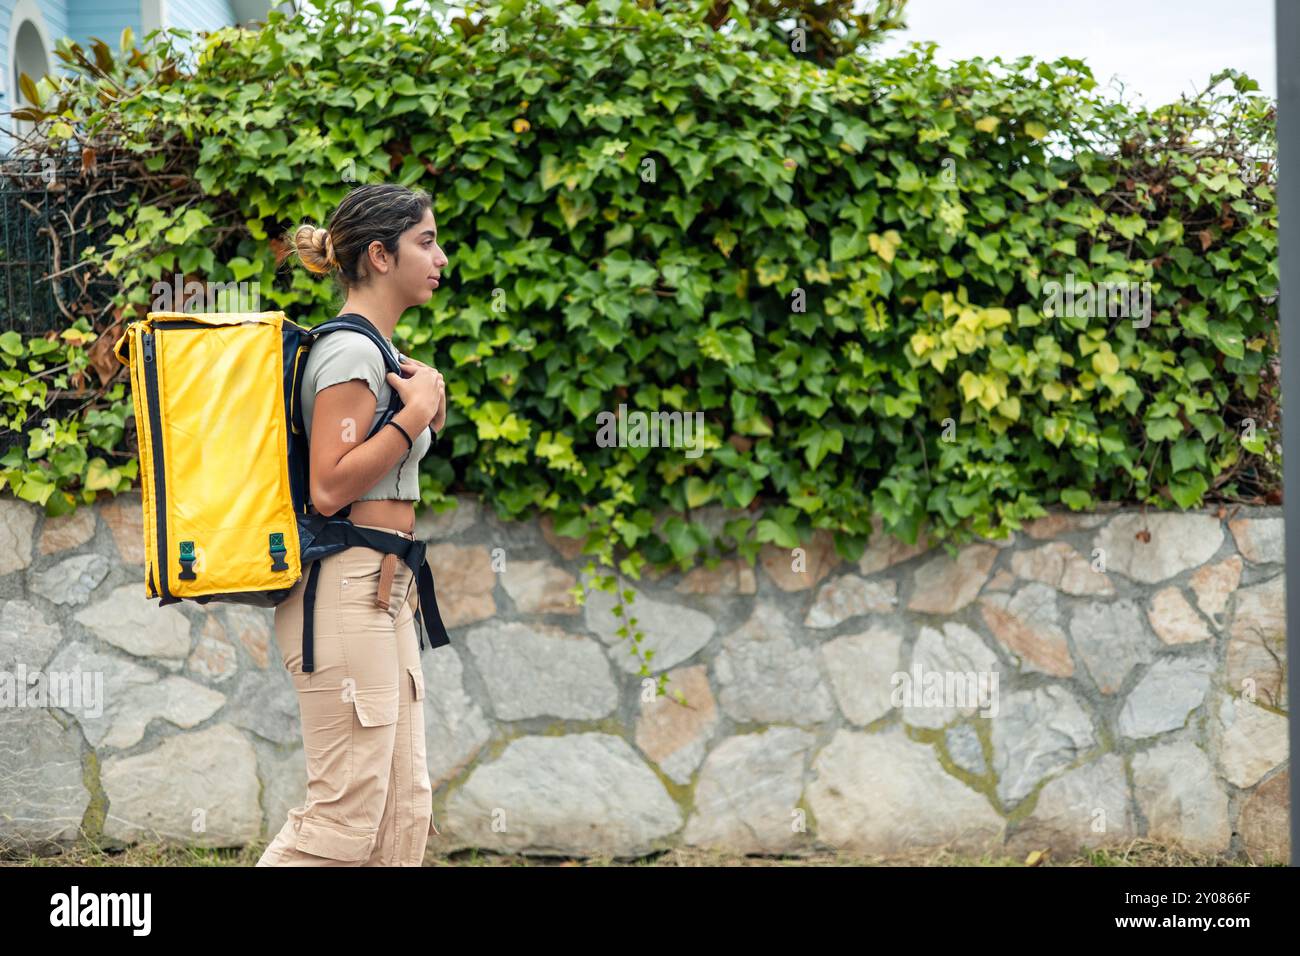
top-left (413, 557), bottom-right (450, 652)
top-left (299, 522), bottom-right (450, 674)
top-left (302, 559), bottom-right (324, 673)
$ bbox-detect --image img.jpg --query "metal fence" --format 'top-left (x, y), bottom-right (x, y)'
top-left (0, 154), bottom-right (113, 334)
top-left (0, 152), bottom-right (127, 465)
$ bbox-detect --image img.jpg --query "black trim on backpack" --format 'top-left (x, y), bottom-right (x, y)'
top-left (141, 331), bottom-right (176, 605)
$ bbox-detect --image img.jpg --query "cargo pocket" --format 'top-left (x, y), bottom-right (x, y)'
top-left (350, 686), bottom-right (399, 727)
top-left (407, 665), bottom-right (424, 701)
top-left (295, 816), bottom-right (375, 862)
top-left (338, 555), bottom-right (385, 630)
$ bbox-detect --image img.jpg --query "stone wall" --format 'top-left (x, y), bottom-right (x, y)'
top-left (0, 495), bottom-right (1289, 863)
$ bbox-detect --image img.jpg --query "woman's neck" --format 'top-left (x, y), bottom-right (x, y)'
top-left (338, 290), bottom-right (403, 341)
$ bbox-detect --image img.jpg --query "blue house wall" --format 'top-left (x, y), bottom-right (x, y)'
top-left (64, 0), bottom-right (139, 52)
top-left (167, 0), bottom-right (238, 38)
top-left (0, 0), bottom-right (263, 152)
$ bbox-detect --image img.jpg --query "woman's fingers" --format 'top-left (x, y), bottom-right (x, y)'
top-left (400, 355), bottom-right (441, 376)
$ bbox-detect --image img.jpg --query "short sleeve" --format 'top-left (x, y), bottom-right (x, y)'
top-left (308, 331), bottom-right (386, 402)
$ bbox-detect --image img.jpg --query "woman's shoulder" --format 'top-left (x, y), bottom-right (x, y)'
top-left (306, 329), bottom-right (392, 373)
top-left (303, 329), bottom-right (397, 399)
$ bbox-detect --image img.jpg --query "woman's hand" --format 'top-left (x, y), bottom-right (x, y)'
top-left (386, 357), bottom-right (443, 430)
top-left (430, 376), bottom-right (447, 434)
top-left (396, 355), bottom-right (447, 435)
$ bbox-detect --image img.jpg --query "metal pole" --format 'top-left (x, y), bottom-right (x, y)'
top-left (1275, 0), bottom-right (1298, 868)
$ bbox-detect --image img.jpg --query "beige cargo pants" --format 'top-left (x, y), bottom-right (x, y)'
top-left (257, 524), bottom-right (437, 866)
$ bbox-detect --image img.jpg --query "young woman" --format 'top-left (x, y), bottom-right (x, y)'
top-left (257, 183), bottom-right (448, 867)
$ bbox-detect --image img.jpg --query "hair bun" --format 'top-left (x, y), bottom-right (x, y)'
top-left (291, 222), bottom-right (336, 275)
top-left (285, 184), bottom-right (433, 287)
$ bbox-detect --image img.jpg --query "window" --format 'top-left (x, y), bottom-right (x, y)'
top-left (6, 3), bottom-right (53, 142)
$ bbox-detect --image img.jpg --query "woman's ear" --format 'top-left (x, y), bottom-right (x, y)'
top-left (366, 239), bottom-right (390, 276)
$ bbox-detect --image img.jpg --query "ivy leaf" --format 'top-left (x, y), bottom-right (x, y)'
top-left (684, 477), bottom-right (716, 508)
top-left (726, 472), bottom-right (759, 508)
top-left (1091, 348), bottom-right (1120, 376)
top-left (799, 425), bottom-right (844, 470)
top-left (557, 192), bottom-right (596, 230)
top-left (1168, 471), bottom-right (1208, 508)
top-left (1060, 488), bottom-right (1093, 510)
top-left (84, 458), bottom-right (118, 491)
top-left (16, 476), bottom-right (55, 505)
top-left (1145, 416), bottom-right (1184, 442)
top-left (756, 516), bottom-right (800, 549)
top-left (539, 153), bottom-right (565, 191)
top-left (1207, 320), bottom-right (1245, 359)
top-left (663, 517), bottom-right (701, 561)
top-left (868, 230), bottom-right (901, 264)
top-left (564, 386), bottom-right (602, 421)
top-left (1171, 438), bottom-right (1207, 473)
top-left (1082, 174), bottom-right (1111, 195)
top-left (0, 331), bottom-right (24, 356)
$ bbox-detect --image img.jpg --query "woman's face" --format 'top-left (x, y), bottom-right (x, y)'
top-left (390, 207), bottom-right (447, 306)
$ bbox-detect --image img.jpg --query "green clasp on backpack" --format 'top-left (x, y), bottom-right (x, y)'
top-left (178, 540), bottom-right (198, 580)
top-left (269, 532), bottom-right (289, 572)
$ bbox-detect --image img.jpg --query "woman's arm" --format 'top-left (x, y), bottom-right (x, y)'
top-left (308, 381), bottom-right (430, 515)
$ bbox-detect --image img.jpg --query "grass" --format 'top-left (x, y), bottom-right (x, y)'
top-left (0, 837), bottom-right (1284, 867)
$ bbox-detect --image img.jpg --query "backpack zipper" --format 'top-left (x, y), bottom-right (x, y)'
top-left (151, 319), bottom-right (211, 330)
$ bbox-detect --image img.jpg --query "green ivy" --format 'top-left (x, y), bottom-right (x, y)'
top-left (0, 321), bottom-right (137, 513)
top-left (6, 0), bottom-right (1279, 693)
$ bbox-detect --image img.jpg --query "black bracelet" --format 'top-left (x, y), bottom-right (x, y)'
top-left (386, 419), bottom-right (413, 450)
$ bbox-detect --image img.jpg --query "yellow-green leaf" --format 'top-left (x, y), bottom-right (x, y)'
top-left (685, 476), bottom-right (716, 508)
top-left (557, 192), bottom-right (595, 230)
top-left (84, 458), bottom-right (118, 491)
top-left (868, 230), bottom-right (901, 264)
top-left (1092, 348), bottom-right (1120, 376)
top-left (539, 154), bottom-right (565, 191)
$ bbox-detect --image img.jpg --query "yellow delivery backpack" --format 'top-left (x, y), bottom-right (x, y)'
top-left (112, 310), bottom-right (450, 672)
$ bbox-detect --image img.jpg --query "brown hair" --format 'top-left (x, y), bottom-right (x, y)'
top-left (284, 183), bottom-right (432, 287)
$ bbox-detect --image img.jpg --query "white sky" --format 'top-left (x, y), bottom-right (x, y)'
top-left (875, 0), bottom-right (1276, 106)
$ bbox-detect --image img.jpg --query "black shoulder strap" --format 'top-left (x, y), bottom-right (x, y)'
top-left (309, 313), bottom-right (403, 374)
top-left (301, 314), bottom-right (409, 520)
top-left (308, 313), bottom-right (405, 440)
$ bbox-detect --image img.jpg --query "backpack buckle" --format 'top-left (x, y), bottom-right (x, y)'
top-left (269, 532), bottom-right (289, 572)
top-left (178, 540), bottom-right (198, 580)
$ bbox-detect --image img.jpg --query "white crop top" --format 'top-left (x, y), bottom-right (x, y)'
top-left (299, 329), bottom-right (434, 502)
